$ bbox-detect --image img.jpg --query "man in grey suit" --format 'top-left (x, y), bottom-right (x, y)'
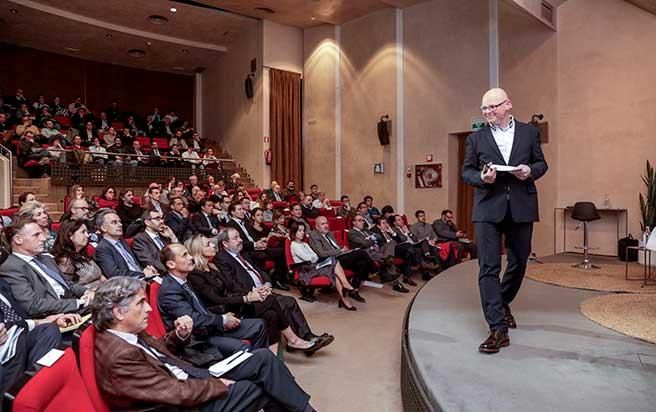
top-left (132, 209), bottom-right (178, 273)
top-left (0, 220), bottom-right (93, 318)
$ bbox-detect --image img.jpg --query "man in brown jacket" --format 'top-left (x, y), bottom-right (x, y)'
top-left (92, 276), bottom-right (315, 411)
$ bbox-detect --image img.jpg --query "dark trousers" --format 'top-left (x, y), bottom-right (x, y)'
top-left (475, 211), bottom-right (533, 332)
top-left (202, 349), bottom-right (311, 412)
top-left (251, 295), bottom-right (291, 344)
top-left (0, 324), bottom-right (61, 392)
top-left (394, 243), bottom-right (418, 277)
top-left (336, 249), bottom-right (376, 288)
top-left (274, 294), bottom-right (313, 340)
top-left (248, 247), bottom-right (288, 284)
top-left (206, 318), bottom-right (269, 356)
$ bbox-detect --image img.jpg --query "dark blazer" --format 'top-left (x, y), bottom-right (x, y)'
top-left (187, 268), bottom-right (246, 314)
top-left (461, 121), bottom-right (547, 223)
top-left (307, 229), bottom-right (341, 258)
top-left (0, 254), bottom-right (86, 318)
top-left (215, 250), bottom-right (271, 295)
top-left (191, 212), bottom-right (220, 237)
top-left (165, 210), bottom-right (193, 241)
top-left (0, 279), bottom-right (30, 323)
top-left (347, 227), bottom-right (377, 250)
top-left (225, 219), bottom-right (257, 251)
top-left (94, 237), bottom-right (144, 278)
top-left (131, 231), bottom-right (171, 273)
top-left (301, 205), bottom-right (319, 219)
top-left (94, 328), bottom-right (228, 410)
top-left (433, 219), bottom-right (458, 241)
top-left (157, 274), bottom-right (225, 334)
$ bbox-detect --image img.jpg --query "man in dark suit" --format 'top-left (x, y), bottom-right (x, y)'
top-left (433, 209), bottom-right (477, 260)
top-left (192, 198), bottom-right (221, 237)
top-left (165, 196), bottom-right (193, 242)
top-left (132, 209), bottom-right (179, 273)
top-left (226, 203), bottom-right (290, 291)
top-left (370, 217), bottom-right (418, 288)
top-left (158, 244), bottom-right (268, 356)
top-left (462, 88), bottom-right (548, 354)
top-left (94, 210), bottom-right (159, 279)
top-left (300, 195), bottom-right (319, 219)
top-left (91, 276), bottom-right (316, 412)
top-left (0, 279), bottom-right (80, 391)
top-left (0, 220), bottom-right (92, 318)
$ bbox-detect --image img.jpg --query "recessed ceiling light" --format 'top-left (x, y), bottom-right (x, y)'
top-left (170, 7), bottom-right (177, 13)
top-left (181, 48), bottom-right (189, 53)
top-left (9, 9), bottom-right (18, 14)
top-left (65, 47), bottom-right (80, 52)
top-left (311, 17), bottom-right (316, 21)
top-left (147, 15), bottom-right (169, 25)
top-left (146, 41), bottom-right (152, 46)
top-left (127, 48), bottom-right (146, 58)
top-left (105, 33), bottom-right (113, 38)
top-left (173, 66), bottom-right (185, 71)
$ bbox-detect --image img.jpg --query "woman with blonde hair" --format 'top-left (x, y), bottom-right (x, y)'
top-left (184, 234), bottom-right (330, 354)
top-left (16, 201), bottom-right (57, 252)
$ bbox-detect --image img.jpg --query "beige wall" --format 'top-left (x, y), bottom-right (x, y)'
top-left (203, 20), bottom-right (264, 186)
top-left (263, 20), bottom-right (304, 74)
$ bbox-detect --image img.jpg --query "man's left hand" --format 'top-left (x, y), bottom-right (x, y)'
top-left (511, 164), bottom-right (531, 181)
top-left (174, 315), bottom-right (194, 338)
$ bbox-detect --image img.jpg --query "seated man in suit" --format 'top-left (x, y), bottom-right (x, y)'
top-left (158, 244), bottom-right (268, 357)
top-left (370, 217), bottom-right (420, 288)
top-left (388, 214), bottom-right (440, 280)
top-left (363, 195), bottom-right (381, 220)
top-left (336, 195), bottom-right (357, 219)
top-left (132, 209), bottom-right (179, 273)
top-left (226, 203), bottom-right (290, 291)
top-left (308, 216), bottom-right (378, 303)
top-left (192, 198), bottom-right (221, 237)
top-left (145, 186), bottom-right (169, 216)
top-left (0, 219), bottom-right (94, 318)
top-left (433, 209), bottom-right (477, 260)
top-left (0, 279), bottom-right (80, 391)
top-left (300, 195), bottom-right (319, 219)
top-left (165, 196), bottom-right (193, 242)
top-left (215, 228), bottom-right (334, 347)
top-left (356, 202), bottom-right (375, 228)
top-left (91, 276), bottom-right (316, 412)
top-left (94, 210), bottom-right (159, 279)
top-left (411, 210), bottom-right (457, 268)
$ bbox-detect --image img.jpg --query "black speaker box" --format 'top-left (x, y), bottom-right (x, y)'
top-left (245, 76), bottom-right (254, 99)
top-left (377, 119), bottom-right (391, 145)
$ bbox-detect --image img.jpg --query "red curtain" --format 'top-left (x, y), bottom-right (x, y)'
top-left (269, 68), bottom-right (302, 188)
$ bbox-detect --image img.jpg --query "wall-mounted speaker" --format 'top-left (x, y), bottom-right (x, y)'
top-left (250, 58), bottom-right (257, 74)
top-left (245, 75), bottom-right (254, 99)
top-left (377, 116), bottom-right (391, 145)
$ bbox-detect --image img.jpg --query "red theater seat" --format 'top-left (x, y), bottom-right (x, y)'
top-left (318, 208), bottom-right (335, 218)
top-left (10, 348), bottom-right (95, 412)
top-left (0, 207), bottom-right (18, 218)
top-left (284, 238), bottom-right (331, 288)
top-left (146, 280), bottom-right (167, 338)
top-left (76, 326), bottom-right (111, 412)
top-left (54, 115), bottom-right (70, 128)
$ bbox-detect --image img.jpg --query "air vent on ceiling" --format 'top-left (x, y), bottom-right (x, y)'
top-left (147, 15), bottom-right (169, 24)
top-left (541, 1), bottom-right (554, 24)
top-left (254, 7), bottom-right (275, 14)
top-left (127, 49), bottom-right (146, 58)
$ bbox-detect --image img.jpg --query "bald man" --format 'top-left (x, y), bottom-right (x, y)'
top-left (462, 88), bottom-right (548, 354)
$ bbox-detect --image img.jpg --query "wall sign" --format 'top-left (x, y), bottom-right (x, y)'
top-left (415, 163), bottom-right (442, 189)
top-left (373, 163), bottom-right (384, 174)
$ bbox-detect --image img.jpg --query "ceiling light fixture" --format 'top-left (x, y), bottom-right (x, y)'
top-left (311, 17), bottom-right (316, 20)
top-left (127, 48), bottom-right (146, 58)
top-left (181, 48), bottom-right (189, 53)
top-left (170, 7), bottom-right (177, 13)
top-left (65, 47), bottom-right (80, 52)
top-left (147, 15), bottom-right (169, 25)
top-left (173, 66), bottom-right (185, 71)
top-left (9, 8), bottom-right (18, 14)
top-left (105, 33), bottom-right (113, 38)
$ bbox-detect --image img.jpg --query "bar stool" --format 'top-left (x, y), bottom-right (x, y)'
top-left (571, 201), bottom-right (601, 269)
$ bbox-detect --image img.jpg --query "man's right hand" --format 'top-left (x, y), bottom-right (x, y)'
top-left (481, 166), bottom-right (497, 184)
top-left (143, 266), bottom-right (159, 277)
top-left (0, 323), bottom-right (7, 345)
top-left (246, 288), bottom-right (263, 303)
top-left (224, 313), bottom-right (241, 330)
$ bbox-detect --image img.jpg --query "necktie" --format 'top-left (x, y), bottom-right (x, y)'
top-left (236, 254), bottom-right (264, 284)
top-left (324, 234), bottom-right (339, 250)
top-left (0, 297), bottom-right (25, 327)
top-left (236, 220), bottom-right (255, 243)
top-left (137, 337), bottom-right (211, 379)
top-left (153, 235), bottom-right (165, 250)
top-left (114, 241), bottom-right (142, 272)
top-left (181, 282), bottom-right (209, 315)
top-left (32, 257), bottom-right (70, 289)
top-left (205, 214), bottom-right (215, 230)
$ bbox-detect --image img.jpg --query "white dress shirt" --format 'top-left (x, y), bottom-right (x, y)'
top-left (227, 251), bottom-right (265, 288)
top-left (490, 116), bottom-right (515, 165)
top-left (168, 274), bottom-right (228, 325)
top-left (13, 252), bottom-right (66, 298)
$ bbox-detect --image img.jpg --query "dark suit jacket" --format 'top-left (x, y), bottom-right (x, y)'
top-left (0, 279), bottom-right (30, 325)
top-left (433, 219), bottom-right (458, 241)
top-left (131, 231), bottom-right (171, 273)
top-left (347, 227), bottom-right (377, 250)
top-left (461, 121), bottom-right (547, 223)
top-left (308, 230), bottom-right (341, 259)
top-left (0, 254), bottom-right (86, 318)
top-left (301, 205), bottom-right (319, 219)
top-left (94, 237), bottom-right (144, 278)
top-left (94, 328), bottom-right (228, 410)
top-left (225, 219), bottom-right (257, 251)
top-left (191, 212), bottom-right (220, 237)
top-left (158, 274), bottom-right (225, 334)
top-left (165, 210), bottom-right (193, 241)
top-left (215, 250), bottom-right (271, 295)
top-left (188, 268), bottom-right (247, 316)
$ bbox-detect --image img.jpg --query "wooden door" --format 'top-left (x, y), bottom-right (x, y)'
top-left (455, 132), bottom-right (475, 239)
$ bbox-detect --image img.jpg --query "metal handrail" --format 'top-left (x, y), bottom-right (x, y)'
top-left (0, 144), bottom-right (13, 200)
top-left (43, 147), bottom-right (235, 164)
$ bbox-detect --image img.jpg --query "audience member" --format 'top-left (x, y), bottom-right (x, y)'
top-left (0, 219), bottom-right (93, 318)
top-left (182, 146), bottom-right (201, 168)
top-left (115, 190), bottom-right (143, 230)
top-left (17, 191), bottom-right (36, 207)
top-left (132, 209), bottom-right (179, 273)
top-left (80, 121), bottom-right (97, 144)
top-left (312, 192), bottom-right (332, 210)
top-left (191, 198), bottom-right (220, 237)
top-left (90, 276), bottom-right (315, 412)
top-left (288, 203), bottom-right (311, 232)
top-left (271, 209), bottom-right (290, 237)
top-left (363, 195), bottom-right (381, 220)
top-left (88, 137), bottom-right (108, 164)
top-left (357, 201), bottom-right (374, 227)
top-left (371, 217), bottom-right (419, 287)
top-left (308, 184), bottom-right (320, 200)
top-left (15, 201), bottom-right (57, 253)
top-left (97, 186), bottom-right (119, 209)
top-left (18, 130), bottom-right (50, 177)
top-left (165, 196), bottom-right (193, 242)
top-left (336, 195), bottom-right (357, 219)
top-left (388, 214), bottom-right (438, 280)
top-left (127, 140), bottom-right (147, 165)
top-left (145, 185), bottom-right (168, 215)
top-left (51, 219), bottom-right (105, 289)
top-left (433, 209), bottom-right (477, 259)
top-left (94, 210), bottom-right (159, 279)
top-left (284, 180), bottom-right (299, 202)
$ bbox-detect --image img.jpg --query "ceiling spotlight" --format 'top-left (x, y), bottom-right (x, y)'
top-left (181, 48), bottom-right (189, 53)
top-left (170, 7), bottom-right (177, 13)
top-left (105, 33), bottom-right (113, 38)
top-left (173, 66), bottom-right (185, 71)
top-left (146, 41), bottom-right (152, 46)
top-left (311, 17), bottom-right (316, 21)
top-left (147, 15), bottom-right (169, 25)
top-left (10, 8), bottom-right (18, 14)
top-left (127, 48), bottom-right (146, 58)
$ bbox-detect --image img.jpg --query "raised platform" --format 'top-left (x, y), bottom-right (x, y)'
top-left (401, 258), bottom-right (656, 412)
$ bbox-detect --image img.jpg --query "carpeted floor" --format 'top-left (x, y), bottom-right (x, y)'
top-left (279, 277), bottom-right (429, 412)
top-left (526, 261), bottom-right (656, 293)
top-left (580, 294), bottom-right (656, 344)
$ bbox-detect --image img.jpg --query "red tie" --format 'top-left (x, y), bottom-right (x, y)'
top-left (236, 254), bottom-right (264, 284)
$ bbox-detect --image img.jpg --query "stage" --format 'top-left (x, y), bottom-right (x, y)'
top-left (401, 257), bottom-right (656, 412)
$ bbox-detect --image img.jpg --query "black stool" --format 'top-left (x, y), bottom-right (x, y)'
top-left (571, 201), bottom-right (601, 269)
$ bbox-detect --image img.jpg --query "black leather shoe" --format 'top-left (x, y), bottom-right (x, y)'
top-left (478, 330), bottom-right (510, 354)
top-left (504, 305), bottom-right (517, 329)
top-left (286, 340), bottom-right (323, 356)
top-left (349, 290), bottom-right (366, 303)
top-left (273, 281), bottom-right (290, 291)
top-left (312, 333), bottom-right (335, 348)
top-left (422, 271), bottom-right (435, 281)
top-left (393, 282), bottom-right (409, 293)
top-left (403, 276), bottom-right (417, 286)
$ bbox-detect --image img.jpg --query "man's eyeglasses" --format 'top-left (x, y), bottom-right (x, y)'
top-left (480, 99), bottom-right (507, 112)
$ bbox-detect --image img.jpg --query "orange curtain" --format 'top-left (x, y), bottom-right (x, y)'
top-left (270, 68), bottom-right (302, 188)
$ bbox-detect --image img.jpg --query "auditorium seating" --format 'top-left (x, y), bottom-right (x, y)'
top-left (145, 280), bottom-right (167, 338)
top-left (75, 326), bottom-right (112, 412)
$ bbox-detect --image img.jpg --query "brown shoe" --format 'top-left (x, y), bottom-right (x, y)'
top-left (504, 305), bottom-right (517, 329)
top-left (478, 330), bottom-right (510, 354)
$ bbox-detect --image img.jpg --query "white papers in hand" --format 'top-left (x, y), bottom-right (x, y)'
top-left (209, 350), bottom-right (253, 377)
top-left (36, 348), bottom-right (65, 367)
top-left (491, 165), bottom-right (521, 172)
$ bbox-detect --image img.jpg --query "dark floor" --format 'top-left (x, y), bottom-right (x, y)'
top-left (407, 257), bottom-right (656, 412)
